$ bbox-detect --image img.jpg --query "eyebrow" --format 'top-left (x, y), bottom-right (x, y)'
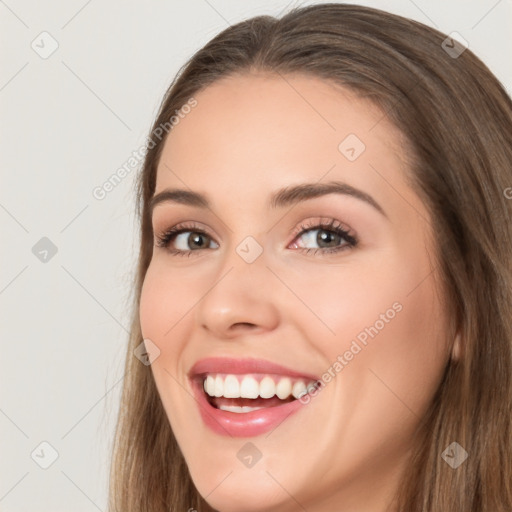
top-left (149, 180), bottom-right (387, 218)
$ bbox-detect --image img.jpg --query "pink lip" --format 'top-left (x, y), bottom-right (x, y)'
top-left (188, 357), bottom-right (319, 438)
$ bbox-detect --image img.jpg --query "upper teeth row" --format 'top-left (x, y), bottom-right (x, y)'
top-left (203, 374), bottom-right (318, 399)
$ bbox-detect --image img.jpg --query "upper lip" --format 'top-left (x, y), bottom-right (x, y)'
top-left (188, 357), bottom-right (319, 381)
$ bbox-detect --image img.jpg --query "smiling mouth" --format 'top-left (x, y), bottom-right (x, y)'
top-left (200, 373), bottom-right (319, 413)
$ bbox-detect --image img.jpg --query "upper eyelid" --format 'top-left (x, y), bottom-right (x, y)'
top-left (155, 219), bottom-right (349, 236)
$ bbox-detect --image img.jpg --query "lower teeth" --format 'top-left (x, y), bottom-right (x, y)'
top-left (218, 405), bottom-right (265, 413)
top-left (206, 392), bottom-right (297, 413)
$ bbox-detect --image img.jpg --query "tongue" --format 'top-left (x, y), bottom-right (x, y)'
top-left (211, 395), bottom-right (295, 409)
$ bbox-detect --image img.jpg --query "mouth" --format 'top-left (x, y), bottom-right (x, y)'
top-left (188, 357), bottom-right (321, 437)
top-left (200, 373), bottom-right (318, 413)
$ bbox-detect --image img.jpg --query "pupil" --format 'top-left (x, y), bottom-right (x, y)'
top-left (190, 233), bottom-right (206, 249)
top-left (318, 230), bottom-right (339, 247)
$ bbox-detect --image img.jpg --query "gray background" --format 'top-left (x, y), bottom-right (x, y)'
top-left (1, 0), bottom-right (510, 510)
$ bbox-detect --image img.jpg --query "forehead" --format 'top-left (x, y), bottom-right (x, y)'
top-left (155, 72), bottom-right (409, 210)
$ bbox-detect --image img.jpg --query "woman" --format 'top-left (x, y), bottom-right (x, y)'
top-left (108, 3), bottom-right (512, 511)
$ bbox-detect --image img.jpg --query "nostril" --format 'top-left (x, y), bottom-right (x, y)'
top-left (231, 322), bottom-right (256, 329)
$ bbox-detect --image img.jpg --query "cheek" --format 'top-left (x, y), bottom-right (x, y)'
top-left (139, 266), bottom-right (165, 343)
top-left (139, 263), bottom-right (192, 361)
top-left (299, 247), bottom-right (449, 431)
top-left (138, 263), bottom-right (196, 429)
top-left (346, 284), bottom-right (448, 467)
top-left (298, 243), bottom-right (447, 372)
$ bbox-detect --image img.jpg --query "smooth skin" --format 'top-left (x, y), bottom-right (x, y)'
top-left (139, 72), bottom-right (461, 512)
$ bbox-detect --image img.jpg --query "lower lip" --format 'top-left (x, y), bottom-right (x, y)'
top-left (190, 378), bottom-right (308, 437)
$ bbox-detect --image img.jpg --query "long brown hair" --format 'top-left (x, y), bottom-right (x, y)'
top-left (108, 4), bottom-right (512, 511)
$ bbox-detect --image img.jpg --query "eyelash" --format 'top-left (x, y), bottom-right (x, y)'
top-left (154, 218), bottom-right (358, 258)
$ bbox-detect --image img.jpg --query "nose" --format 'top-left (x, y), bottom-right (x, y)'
top-left (194, 243), bottom-right (280, 339)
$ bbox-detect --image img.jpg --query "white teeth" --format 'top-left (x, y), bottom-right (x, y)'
top-left (214, 375), bottom-right (223, 397)
top-left (204, 375), bottom-right (215, 396)
top-left (276, 377), bottom-right (292, 399)
top-left (218, 405), bottom-right (265, 413)
top-left (292, 380), bottom-right (307, 399)
top-left (223, 375), bottom-right (240, 398)
top-left (240, 376), bottom-right (259, 398)
top-left (259, 376), bottom-right (276, 398)
top-left (202, 374), bottom-right (317, 400)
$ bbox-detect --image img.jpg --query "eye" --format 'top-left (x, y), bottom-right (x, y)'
top-left (154, 217), bottom-right (358, 257)
top-left (289, 218), bottom-right (358, 256)
top-left (154, 222), bottom-right (219, 257)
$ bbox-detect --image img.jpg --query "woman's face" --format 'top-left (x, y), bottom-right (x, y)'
top-left (139, 73), bottom-right (457, 512)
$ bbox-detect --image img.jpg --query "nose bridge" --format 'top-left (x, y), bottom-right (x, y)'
top-left (218, 215), bottom-right (270, 280)
top-left (194, 232), bottom-right (280, 336)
